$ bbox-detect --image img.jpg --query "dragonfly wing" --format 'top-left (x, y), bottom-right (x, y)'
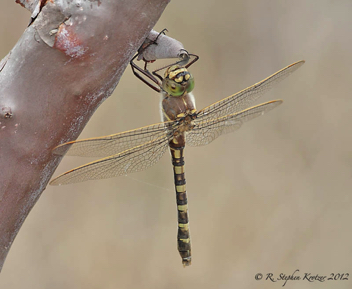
top-left (53, 121), bottom-right (175, 157)
top-left (196, 61), bottom-right (304, 121)
top-left (186, 100), bottom-right (282, 146)
top-left (50, 135), bottom-right (170, 185)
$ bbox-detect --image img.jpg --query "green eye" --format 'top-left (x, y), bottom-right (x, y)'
top-left (186, 77), bottom-right (195, 93)
top-left (162, 80), bottom-right (184, 96)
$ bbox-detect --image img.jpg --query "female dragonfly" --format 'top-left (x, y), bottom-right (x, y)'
top-left (50, 55), bottom-right (304, 266)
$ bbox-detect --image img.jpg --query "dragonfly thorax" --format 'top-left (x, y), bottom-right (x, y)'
top-left (162, 65), bottom-right (195, 97)
top-left (176, 113), bottom-right (196, 134)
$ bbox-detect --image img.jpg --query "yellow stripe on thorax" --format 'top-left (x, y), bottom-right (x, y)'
top-left (162, 109), bottom-right (171, 121)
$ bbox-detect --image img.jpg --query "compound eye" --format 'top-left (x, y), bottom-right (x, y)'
top-left (170, 82), bottom-right (184, 96)
top-left (162, 79), bottom-right (185, 96)
top-left (186, 76), bottom-right (195, 93)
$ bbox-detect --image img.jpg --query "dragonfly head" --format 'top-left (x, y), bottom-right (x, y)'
top-left (162, 65), bottom-right (195, 97)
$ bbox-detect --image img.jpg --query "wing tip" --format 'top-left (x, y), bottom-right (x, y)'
top-left (289, 60), bottom-right (305, 70)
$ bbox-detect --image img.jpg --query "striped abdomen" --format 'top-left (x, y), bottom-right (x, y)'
top-left (169, 136), bottom-right (191, 266)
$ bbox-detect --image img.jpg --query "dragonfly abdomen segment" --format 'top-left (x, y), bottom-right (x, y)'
top-left (169, 140), bottom-right (191, 266)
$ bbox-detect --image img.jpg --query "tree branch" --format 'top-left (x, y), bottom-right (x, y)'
top-left (0, 0), bottom-right (170, 272)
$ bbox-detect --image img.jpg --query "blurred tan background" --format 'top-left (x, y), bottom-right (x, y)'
top-left (1, 1), bottom-right (352, 288)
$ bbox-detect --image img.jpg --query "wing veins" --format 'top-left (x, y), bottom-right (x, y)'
top-left (196, 61), bottom-right (304, 121)
top-left (186, 100), bottom-right (282, 146)
top-left (53, 121), bottom-right (175, 157)
top-left (50, 135), bottom-right (171, 185)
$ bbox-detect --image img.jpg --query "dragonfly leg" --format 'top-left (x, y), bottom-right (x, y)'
top-left (154, 28), bottom-right (168, 43)
top-left (130, 29), bottom-right (171, 92)
top-left (150, 50), bottom-right (193, 82)
top-left (130, 54), bottom-right (162, 93)
top-left (151, 52), bottom-right (198, 82)
top-left (185, 54), bottom-right (199, 69)
top-left (137, 28), bottom-right (169, 60)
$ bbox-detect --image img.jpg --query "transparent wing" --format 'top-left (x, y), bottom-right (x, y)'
top-left (50, 135), bottom-right (171, 185)
top-left (196, 61), bottom-right (304, 121)
top-left (186, 100), bottom-right (282, 146)
top-left (53, 121), bottom-right (175, 157)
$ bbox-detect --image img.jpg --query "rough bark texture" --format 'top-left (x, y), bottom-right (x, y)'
top-left (0, 0), bottom-right (170, 272)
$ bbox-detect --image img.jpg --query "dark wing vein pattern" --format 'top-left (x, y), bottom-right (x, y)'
top-left (196, 61), bottom-right (304, 122)
top-left (186, 100), bottom-right (282, 146)
top-left (50, 136), bottom-right (171, 185)
top-left (53, 121), bottom-right (175, 157)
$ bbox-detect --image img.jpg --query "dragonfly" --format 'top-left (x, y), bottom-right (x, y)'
top-left (50, 54), bottom-right (304, 266)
